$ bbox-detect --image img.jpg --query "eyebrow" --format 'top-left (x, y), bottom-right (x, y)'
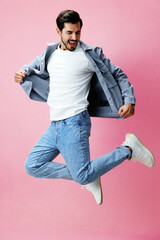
top-left (66, 30), bottom-right (81, 33)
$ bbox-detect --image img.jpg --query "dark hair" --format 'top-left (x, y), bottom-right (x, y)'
top-left (56, 10), bottom-right (83, 31)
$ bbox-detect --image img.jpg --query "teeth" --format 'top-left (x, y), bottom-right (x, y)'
top-left (69, 41), bottom-right (76, 44)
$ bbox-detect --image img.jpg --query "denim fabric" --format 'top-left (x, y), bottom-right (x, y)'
top-left (25, 110), bottom-right (131, 184)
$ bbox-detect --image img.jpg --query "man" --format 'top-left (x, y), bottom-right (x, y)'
top-left (14, 10), bottom-right (154, 205)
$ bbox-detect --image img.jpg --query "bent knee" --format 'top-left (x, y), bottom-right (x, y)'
top-left (24, 160), bottom-right (38, 177)
top-left (73, 172), bottom-right (90, 185)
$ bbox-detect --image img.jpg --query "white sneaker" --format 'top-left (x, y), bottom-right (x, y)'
top-left (122, 133), bottom-right (155, 167)
top-left (82, 178), bottom-right (103, 205)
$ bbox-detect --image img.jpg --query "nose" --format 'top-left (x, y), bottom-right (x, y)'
top-left (71, 33), bottom-right (77, 40)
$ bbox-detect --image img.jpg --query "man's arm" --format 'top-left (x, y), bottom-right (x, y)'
top-left (21, 51), bottom-right (45, 74)
top-left (14, 50), bottom-right (46, 84)
top-left (98, 49), bottom-right (135, 117)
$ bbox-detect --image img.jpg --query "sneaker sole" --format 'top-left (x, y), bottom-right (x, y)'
top-left (98, 178), bottom-right (103, 205)
top-left (126, 133), bottom-right (155, 167)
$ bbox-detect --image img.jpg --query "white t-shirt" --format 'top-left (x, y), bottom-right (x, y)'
top-left (47, 43), bottom-right (95, 121)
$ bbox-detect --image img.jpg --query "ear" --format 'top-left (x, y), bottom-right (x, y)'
top-left (56, 27), bottom-right (62, 37)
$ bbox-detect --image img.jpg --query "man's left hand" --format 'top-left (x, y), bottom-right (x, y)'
top-left (118, 104), bottom-right (135, 118)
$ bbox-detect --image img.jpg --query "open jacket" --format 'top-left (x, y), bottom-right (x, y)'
top-left (21, 41), bottom-right (135, 119)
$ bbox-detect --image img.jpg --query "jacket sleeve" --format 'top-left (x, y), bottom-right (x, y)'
top-left (20, 51), bottom-right (46, 75)
top-left (19, 49), bottom-right (49, 102)
top-left (98, 48), bottom-right (136, 105)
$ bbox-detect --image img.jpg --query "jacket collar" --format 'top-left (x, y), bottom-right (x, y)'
top-left (79, 41), bottom-right (93, 51)
top-left (45, 42), bottom-right (59, 60)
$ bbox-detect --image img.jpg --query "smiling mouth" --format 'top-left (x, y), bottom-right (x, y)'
top-left (68, 40), bottom-right (77, 46)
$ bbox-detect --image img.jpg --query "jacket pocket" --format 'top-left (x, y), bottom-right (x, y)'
top-left (97, 63), bottom-right (117, 88)
top-left (102, 71), bottom-right (118, 89)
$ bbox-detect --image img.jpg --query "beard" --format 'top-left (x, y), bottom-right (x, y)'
top-left (61, 38), bottom-right (78, 51)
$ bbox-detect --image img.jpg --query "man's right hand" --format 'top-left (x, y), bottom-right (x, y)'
top-left (14, 70), bottom-right (26, 83)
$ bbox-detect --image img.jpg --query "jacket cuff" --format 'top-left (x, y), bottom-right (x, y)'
top-left (124, 97), bottom-right (136, 105)
top-left (20, 66), bottom-right (29, 75)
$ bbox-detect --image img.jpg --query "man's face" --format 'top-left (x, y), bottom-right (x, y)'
top-left (57, 22), bottom-right (81, 51)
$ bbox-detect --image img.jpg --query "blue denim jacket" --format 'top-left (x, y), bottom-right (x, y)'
top-left (21, 41), bottom-right (135, 119)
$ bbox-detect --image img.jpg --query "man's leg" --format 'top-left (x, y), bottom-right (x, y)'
top-left (24, 111), bottom-right (154, 205)
top-left (24, 122), bottom-right (73, 180)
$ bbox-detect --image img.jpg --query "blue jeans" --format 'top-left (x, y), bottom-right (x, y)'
top-left (25, 110), bottom-right (131, 185)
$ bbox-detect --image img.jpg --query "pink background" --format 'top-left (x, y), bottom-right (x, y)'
top-left (1, 0), bottom-right (160, 239)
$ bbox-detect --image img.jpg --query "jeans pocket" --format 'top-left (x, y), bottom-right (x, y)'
top-left (63, 114), bottom-right (81, 126)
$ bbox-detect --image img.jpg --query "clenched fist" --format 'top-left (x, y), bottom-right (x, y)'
top-left (14, 70), bottom-right (26, 83)
top-left (118, 104), bottom-right (135, 118)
